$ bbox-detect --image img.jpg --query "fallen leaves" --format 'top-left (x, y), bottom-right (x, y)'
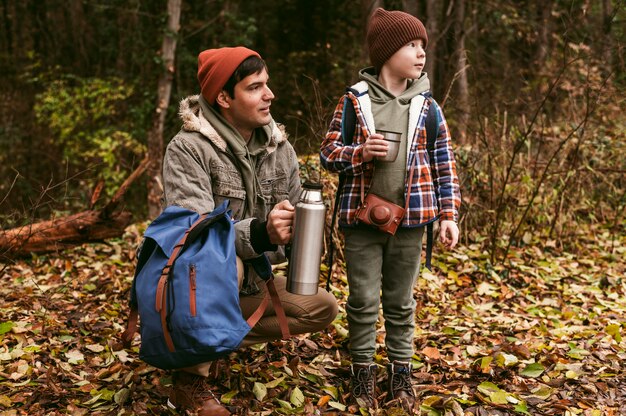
top-left (0, 220), bottom-right (625, 414)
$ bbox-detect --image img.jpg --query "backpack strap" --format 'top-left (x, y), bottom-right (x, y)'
top-left (244, 278), bottom-right (290, 339)
top-left (341, 96), bottom-right (357, 144)
top-left (244, 255), bottom-right (291, 339)
top-left (326, 177), bottom-right (344, 291)
top-left (423, 96), bottom-right (440, 271)
top-left (340, 82), bottom-right (369, 144)
top-left (122, 306), bottom-right (139, 347)
top-left (424, 95), bottom-right (439, 154)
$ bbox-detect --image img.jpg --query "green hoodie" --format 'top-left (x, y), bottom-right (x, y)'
top-left (358, 67), bottom-right (430, 205)
top-left (199, 96), bottom-right (273, 218)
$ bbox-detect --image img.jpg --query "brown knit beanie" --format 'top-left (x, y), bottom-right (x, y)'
top-left (366, 8), bottom-right (428, 70)
top-left (197, 46), bottom-right (261, 105)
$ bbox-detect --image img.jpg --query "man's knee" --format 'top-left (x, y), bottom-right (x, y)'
top-left (310, 290), bottom-right (338, 330)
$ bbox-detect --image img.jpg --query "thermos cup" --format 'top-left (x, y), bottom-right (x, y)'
top-left (377, 130), bottom-right (402, 162)
top-left (287, 182), bottom-right (326, 295)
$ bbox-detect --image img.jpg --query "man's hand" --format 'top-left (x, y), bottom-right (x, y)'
top-left (266, 200), bottom-right (295, 245)
top-left (439, 220), bottom-right (459, 249)
top-left (362, 133), bottom-right (389, 162)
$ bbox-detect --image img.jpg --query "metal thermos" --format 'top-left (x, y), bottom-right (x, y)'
top-left (287, 182), bottom-right (326, 295)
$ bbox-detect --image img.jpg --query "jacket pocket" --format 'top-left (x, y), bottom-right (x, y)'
top-left (189, 264), bottom-right (197, 317)
top-left (212, 163), bottom-right (246, 198)
top-left (260, 172), bottom-right (288, 204)
top-left (212, 164), bottom-right (246, 217)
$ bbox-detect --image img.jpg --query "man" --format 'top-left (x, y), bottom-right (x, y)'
top-left (162, 46), bottom-right (338, 415)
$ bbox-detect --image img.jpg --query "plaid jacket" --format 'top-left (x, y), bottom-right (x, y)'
top-left (320, 81), bottom-right (461, 227)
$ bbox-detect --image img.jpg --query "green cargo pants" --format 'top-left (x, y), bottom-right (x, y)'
top-left (343, 225), bottom-right (424, 363)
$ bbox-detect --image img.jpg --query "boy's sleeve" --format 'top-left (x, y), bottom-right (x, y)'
top-left (319, 95), bottom-right (372, 176)
top-left (430, 101), bottom-right (461, 222)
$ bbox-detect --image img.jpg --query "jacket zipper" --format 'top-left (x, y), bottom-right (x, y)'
top-left (189, 264), bottom-right (197, 317)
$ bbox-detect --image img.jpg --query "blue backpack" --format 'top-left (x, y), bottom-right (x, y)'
top-left (122, 201), bottom-right (289, 370)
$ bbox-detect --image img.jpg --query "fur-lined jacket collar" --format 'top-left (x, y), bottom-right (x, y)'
top-left (178, 95), bottom-right (288, 153)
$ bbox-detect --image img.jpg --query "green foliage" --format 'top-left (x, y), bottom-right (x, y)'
top-left (220, 12), bottom-right (258, 46)
top-left (33, 77), bottom-right (145, 196)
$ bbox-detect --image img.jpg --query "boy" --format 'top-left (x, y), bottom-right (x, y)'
top-left (320, 8), bottom-right (461, 412)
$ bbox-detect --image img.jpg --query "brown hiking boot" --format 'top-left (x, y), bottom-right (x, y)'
top-left (350, 363), bottom-right (378, 409)
top-left (386, 361), bottom-right (416, 413)
top-left (167, 371), bottom-right (230, 416)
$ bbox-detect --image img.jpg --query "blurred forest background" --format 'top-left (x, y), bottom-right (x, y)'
top-left (0, 0), bottom-right (624, 262)
top-left (1, 1), bottom-right (625, 414)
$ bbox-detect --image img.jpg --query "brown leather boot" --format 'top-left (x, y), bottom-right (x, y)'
top-left (350, 363), bottom-right (378, 409)
top-left (167, 371), bottom-right (231, 416)
top-left (386, 361), bottom-right (416, 413)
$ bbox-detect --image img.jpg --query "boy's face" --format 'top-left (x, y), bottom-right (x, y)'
top-left (383, 39), bottom-right (426, 80)
top-left (219, 68), bottom-right (274, 137)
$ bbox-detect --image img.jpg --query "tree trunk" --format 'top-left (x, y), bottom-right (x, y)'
top-left (402, 0), bottom-right (418, 17)
top-left (601, 0), bottom-right (614, 78)
top-left (147, 0), bottom-right (182, 219)
top-left (29, 0), bottom-right (48, 56)
top-left (424, 0), bottom-right (439, 89)
top-left (360, 0), bottom-right (381, 64)
top-left (534, 0), bottom-right (552, 71)
top-left (2, 0), bottom-right (13, 55)
top-left (453, 0), bottom-right (469, 144)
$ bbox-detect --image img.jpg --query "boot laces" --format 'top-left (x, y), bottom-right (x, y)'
top-left (390, 367), bottom-right (414, 398)
top-left (352, 366), bottom-right (375, 397)
top-left (189, 375), bottom-right (218, 402)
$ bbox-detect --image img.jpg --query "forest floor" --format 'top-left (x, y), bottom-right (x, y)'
top-left (0, 220), bottom-right (625, 416)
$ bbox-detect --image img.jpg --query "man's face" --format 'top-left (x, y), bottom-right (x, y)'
top-left (220, 68), bottom-right (274, 139)
top-left (383, 39), bottom-right (426, 80)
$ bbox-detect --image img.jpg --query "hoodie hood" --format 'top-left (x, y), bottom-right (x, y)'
top-left (358, 67), bottom-right (430, 104)
top-left (178, 95), bottom-right (288, 154)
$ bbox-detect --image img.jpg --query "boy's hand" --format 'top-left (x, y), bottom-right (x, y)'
top-left (362, 134), bottom-right (389, 162)
top-left (267, 200), bottom-right (295, 244)
top-left (439, 220), bottom-right (459, 249)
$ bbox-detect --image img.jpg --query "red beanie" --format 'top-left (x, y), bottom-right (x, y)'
top-left (197, 47), bottom-right (261, 105)
top-left (366, 8), bottom-right (428, 70)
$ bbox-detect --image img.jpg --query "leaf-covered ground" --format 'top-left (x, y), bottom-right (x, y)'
top-left (1, 220), bottom-right (625, 415)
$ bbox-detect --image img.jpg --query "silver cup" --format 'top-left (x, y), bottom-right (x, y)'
top-left (377, 130), bottom-right (402, 162)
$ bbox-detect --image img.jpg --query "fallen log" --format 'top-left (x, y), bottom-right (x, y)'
top-left (0, 156), bottom-right (150, 258)
top-left (0, 209), bottom-right (133, 255)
